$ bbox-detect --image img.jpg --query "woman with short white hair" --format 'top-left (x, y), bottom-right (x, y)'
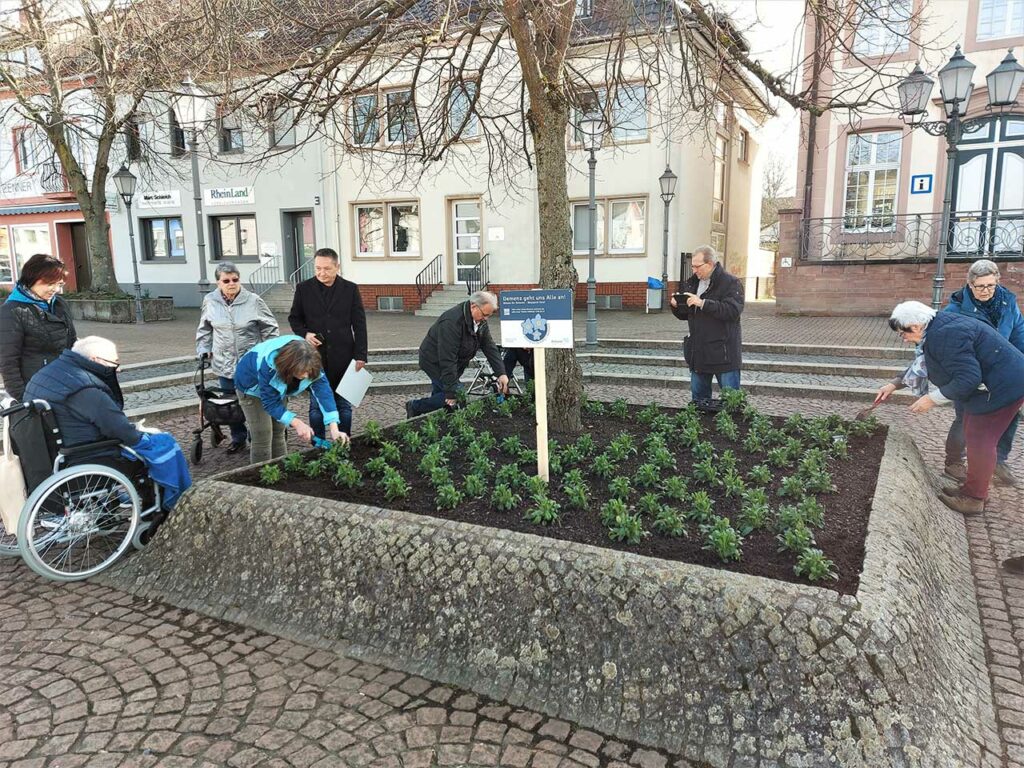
top-left (876, 300), bottom-right (1024, 515)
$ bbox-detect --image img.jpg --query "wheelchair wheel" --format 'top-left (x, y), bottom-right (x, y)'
top-left (191, 435), bottom-right (203, 464)
top-left (0, 515), bottom-right (18, 557)
top-left (18, 464), bottom-right (140, 582)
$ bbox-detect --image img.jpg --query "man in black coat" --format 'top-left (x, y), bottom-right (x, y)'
top-left (407, 291), bottom-right (508, 417)
top-left (288, 247), bottom-right (368, 439)
top-left (670, 245), bottom-right (745, 401)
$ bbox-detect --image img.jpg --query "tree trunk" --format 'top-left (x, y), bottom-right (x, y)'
top-left (79, 198), bottom-right (117, 293)
top-left (530, 95), bottom-right (583, 434)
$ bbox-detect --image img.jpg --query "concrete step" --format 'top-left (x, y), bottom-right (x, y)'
top-left (261, 284), bottom-right (295, 312)
top-left (415, 286), bottom-right (473, 316)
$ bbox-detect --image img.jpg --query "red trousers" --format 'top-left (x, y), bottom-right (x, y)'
top-left (963, 398), bottom-right (1024, 499)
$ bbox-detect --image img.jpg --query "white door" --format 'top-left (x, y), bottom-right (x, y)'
top-left (452, 199), bottom-right (482, 285)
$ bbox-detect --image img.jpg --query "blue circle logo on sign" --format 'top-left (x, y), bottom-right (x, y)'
top-left (522, 314), bottom-right (548, 342)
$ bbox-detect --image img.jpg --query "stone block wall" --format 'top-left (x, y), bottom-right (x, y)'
top-left (774, 208), bottom-right (1024, 315)
top-left (102, 431), bottom-right (997, 766)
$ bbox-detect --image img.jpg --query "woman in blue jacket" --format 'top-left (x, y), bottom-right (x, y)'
top-left (942, 259), bottom-right (1024, 487)
top-left (234, 336), bottom-right (346, 464)
top-left (883, 301), bottom-right (1024, 515)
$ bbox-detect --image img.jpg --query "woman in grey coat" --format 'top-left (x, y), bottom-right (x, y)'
top-left (195, 262), bottom-right (279, 451)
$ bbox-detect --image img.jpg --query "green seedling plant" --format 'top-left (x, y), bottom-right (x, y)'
top-left (608, 511), bottom-right (647, 544)
top-left (743, 487), bottom-right (769, 507)
top-left (547, 453), bottom-right (564, 476)
top-left (562, 469), bottom-right (584, 487)
top-left (608, 476), bottom-right (633, 501)
top-left (607, 433), bottom-right (636, 462)
top-left (687, 490), bottom-right (714, 524)
top-left (803, 467), bottom-right (835, 494)
top-left (564, 482), bottom-right (589, 510)
top-left (693, 457), bottom-right (719, 486)
top-left (767, 447), bottom-right (791, 468)
top-left (637, 492), bottom-right (664, 517)
top-left (582, 396), bottom-right (607, 415)
top-left (477, 431), bottom-right (497, 451)
top-left (363, 420), bottom-right (385, 445)
top-left (378, 441), bottom-right (401, 464)
top-left (526, 497), bottom-right (560, 526)
top-left (518, 448), bottom-right (538, 465)
top-left (393, 421), bottom-right (411, 438)
top-left (495, 398), bottom-right (515, 418)
top-left (635, 463), bottom-right (661, 489)
top-left (737, 499), bottom-right (770, 535)
top-left (646, 445), bottom-right (675, 471)
top-left (418, 447), bottom-right (446, 475)
top-left (797, 496), bottom-right (826, 528)
top-left (704, 516), bottom-right (743, 562)
top-left (831, 436), bottom-right (849, 459)
top-left (783, 437), bottom-right (804, 461)
top-left (435, 483), bottom-right (462, 510)
top-left (496, 463), bottom-right (528, 488)
top-left (501, 435), bottom-right (523, 455)
top-left (463, 473), bottom-right (488, 498)
top-left (692, 440), bottom-right (714, 462)
top-left (437, 435), bottom-right (457, 455)
top-left (743, 433), bottom-right (766, 454)
top-left (848, 414), bottom-right (879, 436)
top-left (784, 414), bottom-right (806, 433)
top-left (678, 423), bottom-right (701, 448)
top-left (600, 497), bottom-right (629, 526)
top-left (420, 419), bottom-right (441, 442)
top-left (380, 469), bottom-right (410, 501)
top-left (723, 470), bottom-right (746, 498)
top-left (471, 454), bottom-right (494, 477)
top-left (747, 463), bottom-right (773, 486)
top-left (526, 475), bottom-right (548, 499)
top-left (778, 521), bottom-right (815, 553)
top-left (283, 452), bottom-right (305, 474)
top-left (303, 458), bottom-right (326, 478)
top-left (491, 484), bottom-right (521, 511)
top-left (575, 434), bottom-right (596, 456)
top-left (795, 548), bottom-right (839, 582)
top-left (402, 430), bottom-right (424, 452)
top-left (653, 507), bottom-right (686, 537)
top-left (638, 402), bottom-right (661, 425)
top-left (740, 404), bottom-right (760, 423)
top-left (610, 398), bottom-right (629, 419)
top-left (333, 461), bottom-right (362, 489)
top-left (778, 475), bottom-right (805, 498)
top-left (721, 387), bottom-right (748, 413)
top-left (715, 411), bottom-right (739, 440)
top-left (650, 414), bottom-right (674, 436)
top-left (429, 465), bottom-right (452, 488)
top-left (719, 449), bottom-right (738, 473)
top-left (259, 464), bottom-right (282, 486)
top-left (592, 454), bottom-right (616, 479)
top-left (365, 457), bottom-right (389, 477)
top-left (662, 476), bottom-right (688, 502)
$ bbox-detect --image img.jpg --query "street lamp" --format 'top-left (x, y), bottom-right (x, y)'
top-left (658, 164), bottom-right (678, 311)
top-left (112, 164), bottom-right (144, 324)
top-left (898, 46), bottom-right (1024, 308)
top-left (580, 115), bottom-right (604, 348)
top-left (172, 76), bottom-right (214, 299)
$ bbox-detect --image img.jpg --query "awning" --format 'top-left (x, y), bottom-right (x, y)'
top-left (0, 202), bottom-right (80, 216)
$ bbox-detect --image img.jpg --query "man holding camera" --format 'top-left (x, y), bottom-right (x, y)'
top-left (670, 245), bottom-right (745, 401)
top-left (288, 247), bottom-right (368, 439)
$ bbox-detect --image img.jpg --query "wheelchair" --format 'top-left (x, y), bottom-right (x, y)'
top-left (1, 395), bottom-right (162, 582)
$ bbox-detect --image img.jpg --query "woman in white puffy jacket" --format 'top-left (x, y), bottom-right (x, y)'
top-left (195, 261), bottom-right (279, 452)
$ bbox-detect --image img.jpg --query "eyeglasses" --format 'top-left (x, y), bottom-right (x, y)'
top-left (692, 260), bottom-right (709, 269)
top-left (219, 277), bottom-right (240, 284)
top-left (971, 282), bottom-right (997, 293)
top-left (95, 356), bottom-right (121, 370)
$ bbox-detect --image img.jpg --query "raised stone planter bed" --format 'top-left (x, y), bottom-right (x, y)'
top-left (64, 296), bottom-right (174, 323)
top-left (102, 422), bottom-right (997, 766)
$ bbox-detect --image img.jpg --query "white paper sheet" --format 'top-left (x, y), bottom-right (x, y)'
top-left (336, 360), bottom-right (373, 407)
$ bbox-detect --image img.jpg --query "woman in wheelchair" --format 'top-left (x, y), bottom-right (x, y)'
top-left (3, 336), bottom-right (190, 581)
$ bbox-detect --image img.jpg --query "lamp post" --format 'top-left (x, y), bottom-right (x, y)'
top-left (897, 46), bottom-right (1024, 309)
top-left (112, 164), bottom-right (144, 324)
top-left (580, 115), bottom-right (604, 348)
top-left (172, 76), bottom-right (214, 299)
top-left (658, 165), bottom-right (678, 311)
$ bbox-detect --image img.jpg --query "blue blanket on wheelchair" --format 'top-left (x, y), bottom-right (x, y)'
top-left (123, 432), bottom-right (192, 509)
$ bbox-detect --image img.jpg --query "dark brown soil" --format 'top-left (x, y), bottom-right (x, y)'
top-left (229, 403), bottom-right (886, 595)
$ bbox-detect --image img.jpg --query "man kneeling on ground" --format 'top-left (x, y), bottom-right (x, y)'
top-left (407, 291), bottom-right (509, 417)
top-left (24, 336), bottom-right (191, 508)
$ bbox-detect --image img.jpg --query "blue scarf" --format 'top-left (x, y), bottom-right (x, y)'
top-left (5, 283), bottom-right (53, 312)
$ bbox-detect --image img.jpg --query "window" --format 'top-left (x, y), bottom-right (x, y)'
top-left (713, 135), bottom-right (728, 224)
top-left (853, 0), bottom-right (912, 57)
top-left (11, 224), bottom-right (52, 272)
top-left (0, 227), bottom-right (11, 284)
top-left (141, 217), bottom-right (185, 261)
top-left (571, 197), bottom-right (646, 255)
top-left (353, 202), bottom-right (420, 258)
top-left (377, 296), bottom-right (404, 311)
top-left (270, 106), bottom-right (296, 148)
top-left (351, 93), bottom-right (379, 145)
top-left (575, 0), bottom-right (593, 17)
top-left (573, 84), bottom-right (648, 143)
top-left (212, 215), bottom-right (258, 260)
top-left (124, 116), bottom-right (142, 162)
top-left (169, 109), bottom-right (186, 157)
top-left (386, 89), bottom-right (416, 143)
top-left (842, 131), bottom-right (901, 230)
top-left (977, 0), bottom-right (1024, 41)
top-left (13, 126), bottom-right (46, 172)
top-left (448, 81), bottom-right (479, 138)
top-left (218, 116), bottom-right (243, 153)
top-left (710, 231), bottom-right (726, 257)
top-left (738, 129), bottom-right (749, 163)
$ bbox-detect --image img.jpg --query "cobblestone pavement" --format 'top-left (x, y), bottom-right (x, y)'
top-left (3, 383), bottom-right (1022, 766)
top-left (74, 302), bottom-right (900, 365)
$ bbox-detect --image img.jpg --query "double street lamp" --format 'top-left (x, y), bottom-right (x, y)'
top-left (658, 165), bottom-right (678, 311)
top-left (897, 46), bottom-right (1024, 309)
top-left (112, 164), bottom-right (144, 324)
top-left (172, 76), bottom-right (214, 298)
top-left (580, 115), bottom-right (604, 348)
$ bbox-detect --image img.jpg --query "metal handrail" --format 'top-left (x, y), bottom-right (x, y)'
top-left (248, 252), bottom-right (282, 296)
top-left (464, 252), bottom-right (490, 295)
top-left (416, 253), bottom-right (443, 302)
top-left (288, 258), bottom-right (315, 286)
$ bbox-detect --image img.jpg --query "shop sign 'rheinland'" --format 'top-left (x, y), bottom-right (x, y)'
top-left (499, 289), bottom-right (574, 480)
top-left (203, 186), bottom-right (255, 207)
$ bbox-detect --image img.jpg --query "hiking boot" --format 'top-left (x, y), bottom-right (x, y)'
top-left (939, 490), bottom-right (985, 516)
top-left (944, 462), bottom-right (967, 482)
top-left (993, 463), bottom-right (1018, 487)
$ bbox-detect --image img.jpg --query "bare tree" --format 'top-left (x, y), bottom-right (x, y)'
top-left (0, 0), bottom-right (224, 292)
top-left (760, 151), bottom-right (792, 229)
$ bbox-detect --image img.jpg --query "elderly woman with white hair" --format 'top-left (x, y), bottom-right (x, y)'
top-left (940, 259), bottom-right (1024, 486)
top-left (876, 301), bottom-right (1024, 515)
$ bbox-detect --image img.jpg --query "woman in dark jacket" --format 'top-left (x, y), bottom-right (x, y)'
top-left (0, 254), bottom-right (77, 400)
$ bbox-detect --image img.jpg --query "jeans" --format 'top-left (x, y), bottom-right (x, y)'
top-left (503, 348), bottom-right (534, 381)
top-left (309, 391), bottom-right (353, 439)
top-left (962, 398), bottom-right (1024, 499)
top-left (218, 376), bottom-right (249, 446)
top-left (946, 400), bottom-right (1019, 466)
top-left (690, 369), bottom-right (741, 400)
top-left (408, 378), bottom-right (464, 417)
top-left (238, 393), bottom-right (287, 464)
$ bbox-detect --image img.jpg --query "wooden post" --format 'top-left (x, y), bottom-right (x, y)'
top-left (534, 347), bottom-right (549, 481)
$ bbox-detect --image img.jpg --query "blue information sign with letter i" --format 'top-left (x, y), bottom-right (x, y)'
top-left (910, 174), bottom-right (933, 194)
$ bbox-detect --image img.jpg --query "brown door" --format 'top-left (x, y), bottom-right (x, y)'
top-left (69, 223), bottom-right (92, 291)
top-left (283, 211), bottom-right (315, 279)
